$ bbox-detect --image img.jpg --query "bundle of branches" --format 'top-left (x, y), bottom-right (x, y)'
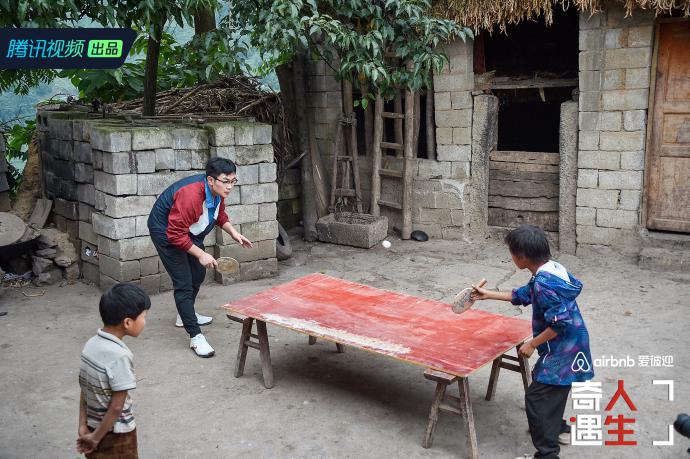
top-left (111, 75), bottom-right (297, 180)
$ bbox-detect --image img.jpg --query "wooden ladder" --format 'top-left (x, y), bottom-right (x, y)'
top-left (370, 63), bottom-right (415, 239)
top-left (329, 80), bottom-right (363, 214)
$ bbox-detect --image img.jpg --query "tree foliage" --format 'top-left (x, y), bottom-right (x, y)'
top-left (232, 0), bottom-right (470, 99)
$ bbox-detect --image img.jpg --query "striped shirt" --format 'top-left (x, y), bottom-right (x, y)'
top-left (79, 329), bottom-right (137, 433)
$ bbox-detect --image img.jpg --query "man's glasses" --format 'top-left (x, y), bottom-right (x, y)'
top-left (214, 176), bottom-right (238, 186)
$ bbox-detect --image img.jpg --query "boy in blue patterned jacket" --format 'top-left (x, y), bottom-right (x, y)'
top-left (471, 224), bottom-right (594, 459)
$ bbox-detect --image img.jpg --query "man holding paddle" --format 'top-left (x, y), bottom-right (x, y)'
top-left (148, 158), bottom-right (252, 358)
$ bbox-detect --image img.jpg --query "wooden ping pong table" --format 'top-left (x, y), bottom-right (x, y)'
top-left (223, 273), bottom-right (532, 458)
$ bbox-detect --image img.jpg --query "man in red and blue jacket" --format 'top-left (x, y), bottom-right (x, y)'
top-left (148, 158), bottom-right (252, 357)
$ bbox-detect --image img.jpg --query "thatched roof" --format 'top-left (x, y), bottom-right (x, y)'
top-left (431, 0), bottom-right (690, 30)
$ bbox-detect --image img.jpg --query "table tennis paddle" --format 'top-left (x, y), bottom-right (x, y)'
top-left (216, 257), bottom-right (239, 274)
top-left (452, 279), bottom-right (487, 314)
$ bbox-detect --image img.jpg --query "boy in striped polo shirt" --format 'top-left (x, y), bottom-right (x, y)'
top-left (77, 283), bottom-right (150, 458)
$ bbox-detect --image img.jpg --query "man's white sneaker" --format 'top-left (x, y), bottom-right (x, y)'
top-left (176, 313), bottom-right (213, 327)
top-left (559, 431), bottom-right (571, 445)
top-left (190, 333), bottom-right (215, 358)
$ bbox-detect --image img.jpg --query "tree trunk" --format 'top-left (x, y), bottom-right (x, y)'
top-left (426, 79), bottom-right (436, 160)
top-left (276, 62), bottom-right (299, 154)
top-left (193, 5), bottom-right (216, 35)
top-left (362, 82), bottom-right (373, 158)
top-left (142, 21), bottom-right (163, 116)
top-left (293, 51), bottom-right (318, 241)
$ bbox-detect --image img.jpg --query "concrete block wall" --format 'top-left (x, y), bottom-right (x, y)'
top-left (37, 110), bottom-right (279, 293)
top-left (277, 168), bottom-right (302, 229)
top-left (576, 6), bottom-right (654, 253)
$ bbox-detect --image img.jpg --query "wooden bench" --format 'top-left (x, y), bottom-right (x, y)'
top-left (422, 346), bottom-right (531, 457)
top-left (226, 312), bottom-right (345, 389)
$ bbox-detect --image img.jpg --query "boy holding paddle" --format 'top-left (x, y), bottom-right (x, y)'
top-left (471, 224), bottom-right (594, 459)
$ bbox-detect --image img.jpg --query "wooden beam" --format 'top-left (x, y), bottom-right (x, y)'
top-left (371, 93), bottom-right (384, 216)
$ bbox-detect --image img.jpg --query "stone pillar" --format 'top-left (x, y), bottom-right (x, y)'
top-left (559, 101), bottom-right (579, 254)
top-left (468, 95), bottom-right (498, 238)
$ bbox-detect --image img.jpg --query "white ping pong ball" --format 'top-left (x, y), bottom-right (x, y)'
top-left (382, 240), bottom-right (391, 249)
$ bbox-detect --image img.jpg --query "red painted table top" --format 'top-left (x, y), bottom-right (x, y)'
top-left (223, 273), bottom-right (532, 377)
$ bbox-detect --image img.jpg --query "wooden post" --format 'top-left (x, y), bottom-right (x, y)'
top-left (342, 80), bottom-right (363, 213)
top-left (234, 317), bottom-right (254, 378)
top-left (371, 92), bottom-right (384, 216)
top-left (457, 378), bottom-right (479, 459)
top-left (394, 92), bottom-right (403, 158)
top-left (485, 358), bottom-right (501, 401)
top-left (329, 122), bottom-right (343, 212)
top-left (362, 82), bottom-right (373, 159)
top-left (413, 90), bottom-right (421, 158)
top-left (426, 79), bottom-right (436, 160)
top-left (256, 320), bottom-right (274, 389)
top-left (516, 345), bottom-right (532, 391)
top-left (423, 382), bottom-right (446, 448)
top-left (402, 64), bottom-right (414, 240)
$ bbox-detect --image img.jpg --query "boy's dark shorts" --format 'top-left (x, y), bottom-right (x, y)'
top-left (85, 428), bottom-right (138, 459)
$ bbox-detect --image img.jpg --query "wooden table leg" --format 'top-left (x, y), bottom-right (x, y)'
top-left (516, 345), bottom-right (531, 391)
top-left (234, 317), bottom-right (254, 378)
top-left (484, 357), bottom-right (501, 401)
top-left (422, 382), bottom-right (446, 448)
top-left (308, 335), bottom-right (317, 345)
top-left (457, 377), bottom-right (479, 459)
top-left (335, 343), bottom-right (345, 353)
top-left (256, 320), bottom-right (274, 389)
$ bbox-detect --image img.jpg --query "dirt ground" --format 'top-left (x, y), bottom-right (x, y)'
top-left (1, 234), bottom-right (689, 459)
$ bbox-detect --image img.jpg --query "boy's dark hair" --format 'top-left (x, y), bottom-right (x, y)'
top-left (99, 283), bottom-right (151, 326)
top-left (504, 224), bottom-right (551, 263)
top-left (206, 157), bottom-right (236, 178)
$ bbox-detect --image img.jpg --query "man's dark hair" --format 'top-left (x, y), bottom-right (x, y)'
top-left (206, 157), bottom-right (236, 178)
top-left (504, 224), bottom-right (551, 263)
top-left (99, 283), bottom-right (151, 326)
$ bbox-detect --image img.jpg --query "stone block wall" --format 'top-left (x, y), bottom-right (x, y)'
top-left (278, 168), bottom-right (301, 229)
top-left (37, 110), bottom-right (278, 293)
top-left (576, 6), bottom-right (654, 253)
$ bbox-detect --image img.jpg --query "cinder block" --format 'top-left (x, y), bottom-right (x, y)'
top-left (75, 163), bottom-right (94, 183)
top-left (596, 208), bottom-right (638, 229)
top-left (599, 112), bottom-right (622, 131)
top-left (258, 163), bottom-right (277, 183)
top-left (625, 68), bottom-right (650, 89)
top-left (435, 190), bottom-right (464, 209)
top-left (226, 204), bottom-right (259, 225)
top-left (234, 123), bottom-right (254, 145)
top-left (102, 195), bottom-right (156, 218)
top-left (579, 11), bottom-right (602, 30)
top-left (619, 190), bottom-right (641, 210)
top-left (205, 123), bottom-right (235, 146)
top-left (216, 239), bottom-right (276, 262)
top-left (419, 208), bottom-right (452, 225)
top-left (434, 92), bottom-right (451, 110)
top-left (602, 89), bottom-right (648, 111)
top-left (160, 271), bottom-right (173, 291)
top-left (209, 146), bottom-right (236, 161)
top-left (620, 151), bottom-right (645, 171)
top-left (240, 183), bottom-right (279, 204)
top-left (94, 171), bottom-right (137, 195)
top-left (98, 236), bottom-right (158, 261)
top-left (576, 206), bottom-right (596, 225)
top-left (155, 148), bottom-right (175, 170)
top-left (579, 91), bottom-right (601, 111)
top-left (237, 164), bottom-right (259, 185)
top-left (576, 188), bottom-right (619, 209)
top-left (102, 151), bottom-right (155, 174)
top-left (135, 215), bottom-right (149, 237)
top-left (578, 131), bottom-right (600, 150)
top-left (79, 203), bottom-right (95, 223)
top-left (605, 28), bottom-right (626, 49)
top-left (132, 127), bottom-right (173, 150)
top-left (235, 145), bottom-right (274, 166)
top-left (436, 127), bottom-right (453, 145)
top-left (603, 69), bottom-right (625, 90)
top-left (259, 202), bottom-right (277, 221)
top-left (89, 126), bottom-right (131, 152)
top-left (81, 261), bottom-right (100, 285)
top-left (253, 124), bottom-right (272, 145)
top-left (623, 110), bottom-right (646, 131)
top-left (172, 128), bottom-right (208, 149)
top-left (578, 150), bottom-right (620, 170)
top-left (435, 109), bottom-right (472, 128)
top-left (190, 149), bottom-right (208, 170)
top-left (579, 112), bottom-right (599, 131)
top-left (605, 47), bottom-right (651, 69)
top-left (450, 91), bottom-right (472, 109)
top-left (600, 131), bottom-right (645, 151)
top-left (92, 213), bottom-right (137, 239)
top-left (579, 51), bottom-right (602, 71)
top-left (77, 184), bottom-right (95, 206)
top-left (577, 169), bottom-right (599, 188)
top-left (241, 220), bottom-right (279, 242)
top-left (78, 221), bottom-right (99, 245)
top-left (580, 29), bottom-right (603, 50)
top-left (452, 127), bottom-right (471, 145)
top-left (628, 25), bottom-right (653, 48)
top-left (74, 142), bottom-right (93, 163)
top-left (598, 170), bottom-right (643, 190)
top-left (140, 256), bottom-right (160, 276)
top-left (55, 198), bottom-right (79, 220)
top-left (139, 274), bottom-right (160, 295)
top-left (99, 254), bottom-right (140, 282)
top-left (137, 171), bottom-right (193, 196)
top-left (240, 258), bottom-right (278, 281)
top-left (175, 149), bottom-right (192, 170)
top-left (450, 162), bottom-right (470, 180)
top-left (576, 225), bottom-right (622, 246)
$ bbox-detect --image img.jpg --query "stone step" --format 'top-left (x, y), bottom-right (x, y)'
top-left (638, 247), bottom-right (690, 273)
top-left (641, 231), bottom-right (690, 250)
